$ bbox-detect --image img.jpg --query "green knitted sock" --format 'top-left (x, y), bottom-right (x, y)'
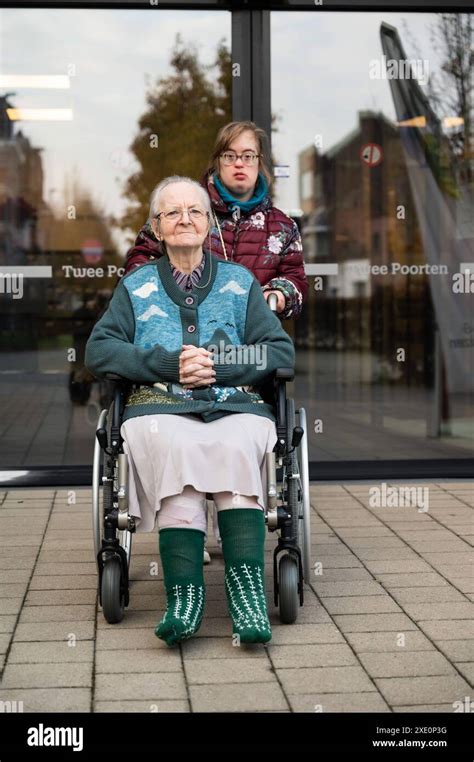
top-left (155, 528), bottom-right (205, 647)
top-left (217, 508), bottom-right (272, 644)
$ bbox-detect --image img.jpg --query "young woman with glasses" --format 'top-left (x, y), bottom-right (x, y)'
top-left (124, 121), bottom-right (308, 320)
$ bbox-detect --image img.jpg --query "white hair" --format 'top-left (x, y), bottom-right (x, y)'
top-left (148, 175), bottom-right (212, 223)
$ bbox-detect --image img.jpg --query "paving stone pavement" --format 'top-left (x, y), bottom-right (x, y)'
top-left (0, 482), bottom-right (472, 713)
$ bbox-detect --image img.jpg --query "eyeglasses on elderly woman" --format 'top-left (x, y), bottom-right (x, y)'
top-left (155, 207), bottom-right (209, 222)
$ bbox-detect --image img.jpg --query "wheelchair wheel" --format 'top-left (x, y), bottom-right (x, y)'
top-left (93, 400), bottom-right (132, 625)
top-left (286, 398), bottom-right (302, 549)
top-left (92, 408), bottom-right (109, 567)
top-left (296, 407), bottom-right (312, 585)
top-left (278, 554), bottom-right (299, 624)
top-left (101, 557), bottom-right (125, 624)
top-left (276, 398), bottom-right (301, 622)
top-left (93, 402), bottom-right (133, 572)
top-left (283, 399), bottom-right (312, 586)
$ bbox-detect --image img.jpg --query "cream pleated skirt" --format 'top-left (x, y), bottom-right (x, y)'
top-left (120, 412), bottom-right (278, 533)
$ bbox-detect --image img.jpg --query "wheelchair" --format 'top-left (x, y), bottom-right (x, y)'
top-left (92, 296), bottom-right (312, 627)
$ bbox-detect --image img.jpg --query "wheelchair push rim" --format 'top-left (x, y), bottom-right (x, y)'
top-left (92, 408), bottom-right (108, 566)
top-left (296, 406), bottom-right (312, 586)
top-left (284, 399), bottom-right (311, 584)
top-left (276, 398), bottom-right (303, 624)
top-left (92, 404), bottom-right (132, 574)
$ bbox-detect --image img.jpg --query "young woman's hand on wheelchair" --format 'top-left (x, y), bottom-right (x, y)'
top-left (179, 344), bottom-right (216, 388)
top-left (263, 289), bottom-right (285, 313)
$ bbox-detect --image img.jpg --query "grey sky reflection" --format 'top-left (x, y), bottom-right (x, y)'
top-left (1, 8), bottom-right (446, 251)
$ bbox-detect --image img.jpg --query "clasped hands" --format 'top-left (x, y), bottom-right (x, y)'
top-left (178, 290), bottom-right (284, 389)
top-left (179, 344), bottom-right (216, 389)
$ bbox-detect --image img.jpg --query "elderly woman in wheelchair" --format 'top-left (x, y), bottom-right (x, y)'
top-left (85, 176), bottom-right (296, 646)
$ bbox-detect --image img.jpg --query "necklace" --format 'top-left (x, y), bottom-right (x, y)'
top-left (166, 229), bottom-right (214, 291)
top-left (193, 251), bottom-right (213, 289)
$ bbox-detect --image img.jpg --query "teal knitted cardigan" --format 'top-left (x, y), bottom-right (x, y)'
top-left (84, 249), bottom-right (295, 424)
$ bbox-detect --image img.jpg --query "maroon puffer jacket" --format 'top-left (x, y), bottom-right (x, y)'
top-left (124, 173), bottom-right (308, 319)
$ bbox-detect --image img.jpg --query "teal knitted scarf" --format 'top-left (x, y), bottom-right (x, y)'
top-left (213, 172), bottom-right (268, 213)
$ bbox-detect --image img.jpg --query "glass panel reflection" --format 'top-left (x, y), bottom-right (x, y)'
top-left (0, 8), bottom-right (231, 466)
top-left (271, 11), bottom-right (473, 461)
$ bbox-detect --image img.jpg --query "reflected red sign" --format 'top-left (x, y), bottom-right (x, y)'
top-left (360, 143), bottom-right (383, 167)
top-left (81, 239), bottom-right (103, 264)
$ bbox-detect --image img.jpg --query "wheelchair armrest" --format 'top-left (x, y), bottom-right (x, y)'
top-left (104, 373), bottom-right (128, 382)
top-left (104, 373), bottom-right (138, 391)
top-left (275, 367), bottom-right (294, 382)
top-left (271, 368), bottom-right (295, 442)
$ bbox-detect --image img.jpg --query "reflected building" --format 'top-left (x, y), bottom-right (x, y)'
top-left (298, 110), bottom-right (435, 388)
top-left (0, 94), bottom-right (48, 359)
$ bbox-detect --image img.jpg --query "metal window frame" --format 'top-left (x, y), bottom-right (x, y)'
top-left (0, 459), bottom-right (472, 488)
top-left (3, 2), bottom-right (472, 8)
top-left (232, 9), bottom-right (272, 155)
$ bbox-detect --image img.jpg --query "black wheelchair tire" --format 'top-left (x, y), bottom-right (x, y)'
top-left (278, 554), bottom-right (299, 624)
top-left (101, 557), bottom-right (125, 624)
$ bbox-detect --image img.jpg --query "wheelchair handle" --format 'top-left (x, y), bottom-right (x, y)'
top-left (267, 291), bottom-right (278, 312)
top-left (275, 367), bottom-right (294, 381)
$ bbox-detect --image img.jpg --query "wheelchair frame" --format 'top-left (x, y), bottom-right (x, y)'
top-left (92, 368), bottom-right (312, 625)
top-left (92, 294), bottom-right (311, 625)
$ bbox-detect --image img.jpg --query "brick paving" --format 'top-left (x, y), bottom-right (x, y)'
top-left (0, 482), bottom-right (472, 713)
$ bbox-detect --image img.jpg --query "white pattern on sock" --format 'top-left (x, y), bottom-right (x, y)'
top-left (165, 583), bottom-right (205, 637)
top-left (225, 564), bottom-right (270, 631)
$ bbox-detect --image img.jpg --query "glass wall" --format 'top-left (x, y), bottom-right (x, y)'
top-left (271, 11), bottom-right (473, 462)
top-left (1, 6), bottom-right (472, 474)
top-left (0, 7), bottom-right (231, 467)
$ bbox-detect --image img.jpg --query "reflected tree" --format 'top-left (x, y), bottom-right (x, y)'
top-left (428, 13), bottom-right (472, 170)
top-left (119, 35), bottom-right (232, 239)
